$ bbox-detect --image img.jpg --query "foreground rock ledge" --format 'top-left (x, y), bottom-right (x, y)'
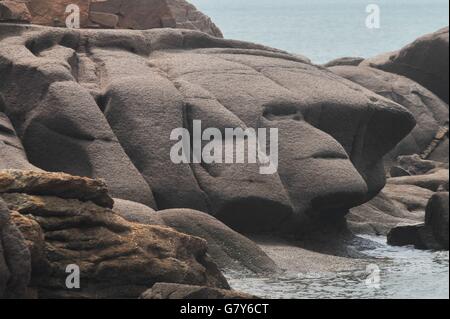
top-left (140, 283), bottom-right (258, 300)
top-left (0, 169), bottom-right (114, 208)
top-left (0, 169), bottom-right (229, 299)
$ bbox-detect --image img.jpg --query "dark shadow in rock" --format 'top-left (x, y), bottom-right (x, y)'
top-left (23, 121), bottom-right (94, 178)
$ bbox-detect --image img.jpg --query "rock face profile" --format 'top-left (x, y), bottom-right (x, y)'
top-left (0, 24), bottom-right (416, 235)
top-left (363, 27), bottom-right (449, 104)
top-left (1, 0), bottom-right (223, 37)
top-left (0, 169), bottom-right (229, 299)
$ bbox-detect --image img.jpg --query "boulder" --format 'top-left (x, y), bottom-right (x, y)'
top-left (0, 0), bottom-right (31, 22)
top-left (425, 192), bottom-right (449, 249)
top-left (329, 66), bottom-right (449, 166)
top-left (165, 0), bottom-right (223, 37)
top-left (323, 57), bottom-right (364, 68)
top-left (382, 183), bottom-right (435, 213)
top-left (113, 198), bottom-right (165, 226)
top-left (89, 0), bottom-right (223, 36)
top-left (387, 169), bottom-right (449, 192)
top-left (439, 181), bottom-right (449, 192)
top-left (140, 283), bottom-right (257, 299)
top-left (158, 209), bottom-right (278, 273)
top-left (0, 25), bottom-right (416, 235)
top-left (387, 192), bottom-right (449, 250)
top-left (396, 154), bottom-right (449, 176)
top-left (387, 221), bottom-right (445, 251)
top-left (0, 169), bottom-right (114, 208)
top-left (387, 223), bottom-right (426, 248)
top-left (428, 134), bottom-right (449, 163)
top-left (0, 170), bottom-right (230, 298)
top-left (89, 11), bottom-right (119, 28)
top-left (348, 185), bottom-right (431, 235)
top-left (362, 27), bottom-right (449, 103)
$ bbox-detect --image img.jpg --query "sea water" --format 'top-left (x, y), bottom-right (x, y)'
top-left (190, 0), bottom-right (449, 64)
top-left (225, 236), bottom-right (449, 299)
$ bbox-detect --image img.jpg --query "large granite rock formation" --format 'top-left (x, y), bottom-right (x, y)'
top-left (363, 27), bottom-right (449, 104)
top-left (0, 169), bottom-right (229, 299)
top-left (0, 24), bottom-right (415, 235)
top-left (1, 0), bottom-right (223, 37)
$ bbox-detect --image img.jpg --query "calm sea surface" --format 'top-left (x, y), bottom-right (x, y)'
top-left (191, 0), bottom-right (449, 63)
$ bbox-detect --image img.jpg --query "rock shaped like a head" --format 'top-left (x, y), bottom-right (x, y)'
top-left (0, 25), bottom-right (415, 234)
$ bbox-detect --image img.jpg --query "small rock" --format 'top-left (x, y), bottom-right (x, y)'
top-left (387, 223), bottom-right (425, 248)
top-left (324, 57), bottom-right (364, 67)
top-left (140, 283), bottom-right (257, 299)
top-left (0, 1), bottom-right (31, 23)
top-left (387, 169), bottom-right (449, 192)
top-left (387, 192), bottom-right (449, 250)
top-left (89, 11), bottom-right (119, 28)
top-left (390, 166), bottom-right (411, 178)
top-left (397, 155), bottom-right (448, 176)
